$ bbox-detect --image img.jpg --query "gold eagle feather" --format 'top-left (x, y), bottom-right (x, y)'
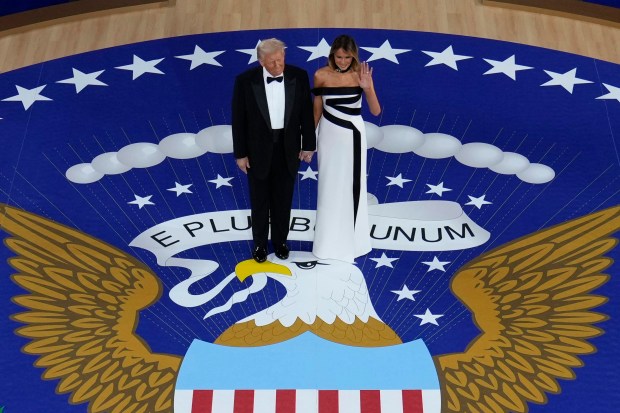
top-left (1, 203), bottom-right (618, 413)
top-left (436, 205), bottom-right (620, 412)
top-left (0, 204), bottom-right (181, 413)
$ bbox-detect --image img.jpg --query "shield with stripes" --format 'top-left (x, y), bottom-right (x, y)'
top-left (174, 332), bottom-right (440, 412)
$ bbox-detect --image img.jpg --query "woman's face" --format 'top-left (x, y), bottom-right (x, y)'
top-left (333, 48), bottom-right (354, 71)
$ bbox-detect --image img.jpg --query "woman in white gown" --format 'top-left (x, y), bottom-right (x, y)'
top-left (311, 35), bottom-right (381, 262)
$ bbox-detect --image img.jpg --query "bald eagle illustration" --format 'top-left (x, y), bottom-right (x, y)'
top-left (208, 252), bottom-right (402, 347)
top-left (0, 203), bottom-right (618, 413)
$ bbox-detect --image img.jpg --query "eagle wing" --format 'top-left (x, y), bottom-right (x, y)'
top-left (0, 204), bottom-right (181, 413)
top-left (436, 205), bottom-right (620, 413)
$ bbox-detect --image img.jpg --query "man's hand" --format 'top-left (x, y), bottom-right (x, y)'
top-left (236, 157), bottom-right (250, 173)
top-left (299, 150), bottom-right (314, 163)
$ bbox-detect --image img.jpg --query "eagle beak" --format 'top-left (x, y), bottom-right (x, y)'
top-left (234, 259), bottom-right (292, 282)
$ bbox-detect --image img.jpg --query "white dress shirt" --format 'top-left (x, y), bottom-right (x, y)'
top-left (263, 68), bottom-right (285, 129)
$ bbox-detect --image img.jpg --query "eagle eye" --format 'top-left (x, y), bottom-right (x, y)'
top-left (293, 260), bottom-right (327, 270)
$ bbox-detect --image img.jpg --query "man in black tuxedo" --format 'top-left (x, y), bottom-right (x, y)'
top-left (232, 38), bottom-right (316, 263)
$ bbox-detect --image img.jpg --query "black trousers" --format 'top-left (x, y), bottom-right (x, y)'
top-left (247, 139), bottom-right (295, 248)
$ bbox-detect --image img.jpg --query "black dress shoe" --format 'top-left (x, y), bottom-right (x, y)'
top-left (274, 243), bottom-right (289, 260)
top-left (252, 246), bottom-right (267, 263)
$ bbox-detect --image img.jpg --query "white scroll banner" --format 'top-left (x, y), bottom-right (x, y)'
top-left (130, 200), bottom-right (490, 265)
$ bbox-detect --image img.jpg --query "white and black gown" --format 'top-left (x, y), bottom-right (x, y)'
top-left (312, 86), bottom-right (372, 262)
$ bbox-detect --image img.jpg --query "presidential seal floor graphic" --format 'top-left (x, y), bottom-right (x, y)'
top-left (0, 28), bottom-right (619, 413)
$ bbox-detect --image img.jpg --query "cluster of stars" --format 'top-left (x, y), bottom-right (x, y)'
top-left (389, 283), bottom-right (444, 326)
top-left (2, 38), bottom-right (619, 114)
top-left (128, 176), bottom-right (233, 208)
top-left (370, 252), bottom-right (451, 326)
top-left (386, 177), bottom-right (491, 209)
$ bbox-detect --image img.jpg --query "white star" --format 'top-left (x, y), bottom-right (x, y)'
top-left (370, 253), bottom-right (399, 268)
top-left (482, 55), bottom-right (533, 80)
top-left (422, 256), bottom-right (450, 272)
top-left (237, 40), bottom-right (262, 64)
top-left (597, 83), bottom-right (620, 103)
top-left (422, 45), bottom-right (472, 70)
top-left (541, 68), bottom-right (592, 93)
top-left (209, 174), bottom-right (234, 188)
top-left (298, 38), bottom-right (332, 61)
top-left (116, 55), bottom-right (165, 80)
top-left (426, 182), bottom-right (452, 197)
top-left (298, 166), bottom-right (318, 180)
top-left (176, 46), bottom-right (225, 69)
top-left (167, 182), bottom-right (193, 196)
top-left (414, 308), bottom-right (444, 326)
top-left (466, 194), bottom-right (492, 209)
top-left (391, 285), bottom-right (421, 302)
top-left (360, 40), bottom-right (411, 63)
top-left (57, 68), bottom-right (107, 93)
top-left (128, 194), bottom-right (154, 209)
top-left (2, 85), bottom-right (51, 110)
top-left (386, 173), bottom-right (412, 188)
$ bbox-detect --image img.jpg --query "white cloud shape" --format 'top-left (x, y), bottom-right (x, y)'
top-left (66, 163), bottom-right (104, 184)
top-left (490, 152), bottom-right (530, 174)
top-left (365, 121), bottom-right (383, 149)
top-left (159, 132), bottom-right (207, 159)
top-left (455, 142), bottom-right (504, 168)
top-left (117, 143), bottom-right (166, 168)
top-left (196, 125), bottom-right (234, 154)
top-left (66, 123), bottom-right (555, 185)
top-left (517, 163), bottom-right (555, 184)
top-left (92, 152), bottom-right (131, 174)
top-left (413, 133), bottom-right (462, 159)
top-left (374, 125), bottom-right (424, 153)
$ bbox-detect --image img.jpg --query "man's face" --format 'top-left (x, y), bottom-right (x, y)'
top-left (260, 50), bottom-right (285, 77)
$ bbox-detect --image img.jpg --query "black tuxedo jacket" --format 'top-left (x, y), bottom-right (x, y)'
top-left (232, 65), bottom-right (316, 179)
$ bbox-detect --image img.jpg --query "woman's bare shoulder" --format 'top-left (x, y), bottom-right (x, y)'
top-left (314, 67), bottom-right (331, 77)
top-left (313, 67), bottom-right (331, 87)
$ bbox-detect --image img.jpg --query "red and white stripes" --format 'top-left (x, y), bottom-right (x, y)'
top-left (174, 389), bottom-right (441, 413)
